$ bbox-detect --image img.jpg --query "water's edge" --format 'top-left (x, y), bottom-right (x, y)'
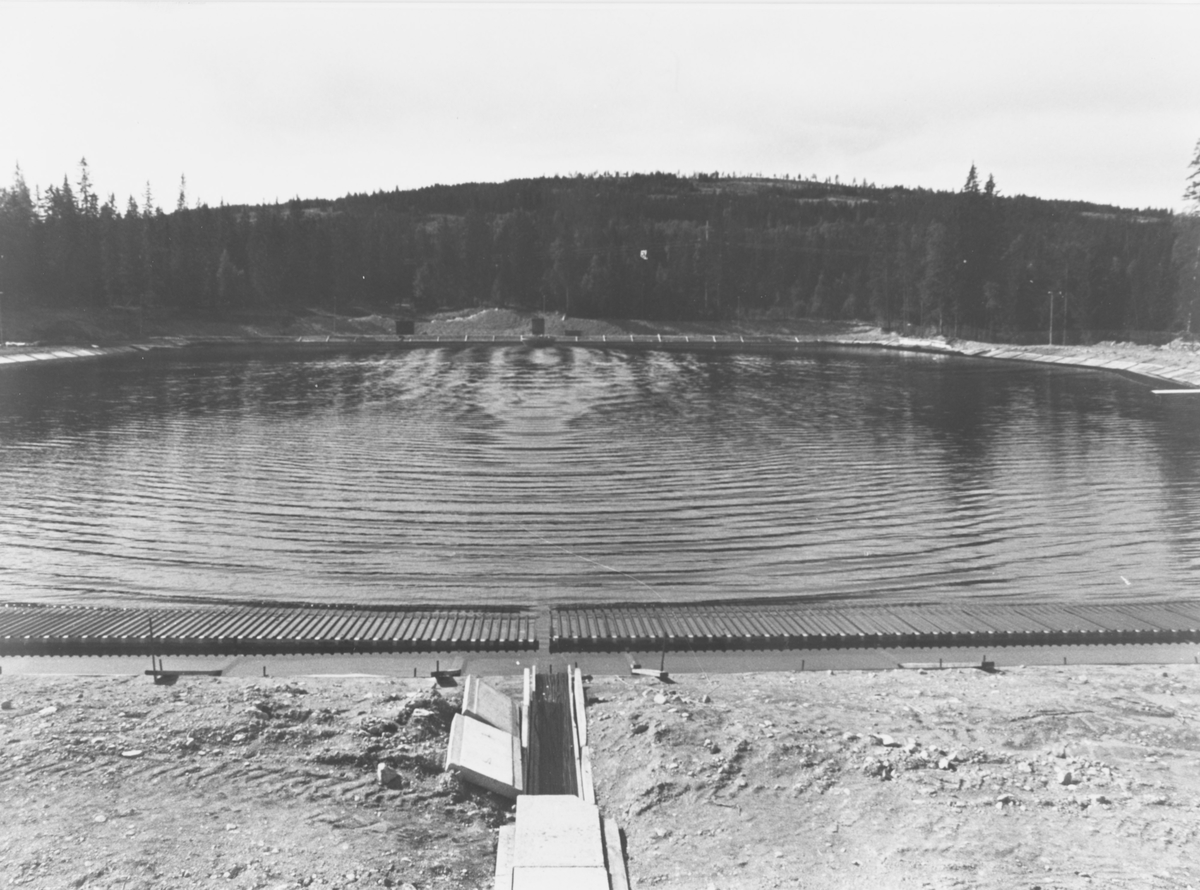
top-left (2, 333), bottom-right (1198, 389)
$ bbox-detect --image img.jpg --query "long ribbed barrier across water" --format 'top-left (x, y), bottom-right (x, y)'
top-left (548, 601), bottom-right (1200, 652)
top-left (5, 600), bottom-right (1200, 658)
top-left (0, 603), bottom-right (537, 656)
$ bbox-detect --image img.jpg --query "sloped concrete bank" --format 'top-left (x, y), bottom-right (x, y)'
top-left (848, 333), bottom-right (1200, 389)
top-left (3, 332), bottom-right (1199, 390)
top-left (0, 343), bottom-right (165, 367)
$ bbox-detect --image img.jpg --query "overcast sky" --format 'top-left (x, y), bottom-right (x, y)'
top-left (1, 2), bottom-right (1196, 212)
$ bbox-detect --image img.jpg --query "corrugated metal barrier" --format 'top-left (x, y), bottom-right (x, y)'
top-left (4, 599), bottom-right (1200, 658)
top-left (0, 602), bottom-right (537, 656)
top-left (548, 601), bottom-right (1200, 652)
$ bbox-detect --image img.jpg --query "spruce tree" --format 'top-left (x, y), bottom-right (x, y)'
top-left (0, 165), bottom-right (36, 300)
top-left (1186, 138), bottom-right (1200, 213)
top-left (963, 164), bottom-right (980, 194)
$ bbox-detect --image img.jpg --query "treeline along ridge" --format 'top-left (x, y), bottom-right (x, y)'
top-left (2, 162), bottom-right (1199, 342)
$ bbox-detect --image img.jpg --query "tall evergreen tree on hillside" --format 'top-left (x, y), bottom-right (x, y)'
top-left (77, 158), bottom-right (98, 218)
top-left (963, 164), bottom-right (980, 194)
top-left (1175, 140), bottom-right (1200, 332)
top-left (1186, 138), bottom-right (1200, 213)
top-left (97, 194), bottom-right (121, 307)
top-left (39, 177), bottom-right (83, 304)
top-left (919, 222), bottom-right (952, 332)
top-left (0, 165), bottom-right (36, 301)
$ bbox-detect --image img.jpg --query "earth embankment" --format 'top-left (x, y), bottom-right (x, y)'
top-left (4, 664), bottom-right (1200, 889)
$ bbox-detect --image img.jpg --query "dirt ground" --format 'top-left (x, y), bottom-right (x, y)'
top-left (587, 664), bottom-right (1200, 890)
top-left (3, 663), bottom-right (1200, 890)
top-left (0, 675), bottom-right (507, 890)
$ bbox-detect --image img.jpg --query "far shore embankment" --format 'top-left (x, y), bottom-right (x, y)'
top-left (4, 305), bottom-right (1200, 389)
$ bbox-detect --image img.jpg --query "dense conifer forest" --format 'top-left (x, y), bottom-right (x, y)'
top-left (2, 159), bottom-right (1199, 343)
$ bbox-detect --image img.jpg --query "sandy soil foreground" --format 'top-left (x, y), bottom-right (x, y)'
top-left (3, 663), bottom-right (1200, 890)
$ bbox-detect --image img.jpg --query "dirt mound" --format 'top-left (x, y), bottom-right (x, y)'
top-left (419, 307), bottom-right (629, 339)
top-left (0, 675), bottom-right (506, 890)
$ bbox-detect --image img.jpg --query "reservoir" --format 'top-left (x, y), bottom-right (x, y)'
top-left (2, 344), bottom-right (1199, 609)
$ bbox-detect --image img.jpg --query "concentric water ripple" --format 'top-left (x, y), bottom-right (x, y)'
top-left (2, 345), bottom-right (1200, 608)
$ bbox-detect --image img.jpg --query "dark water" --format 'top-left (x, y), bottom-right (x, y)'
top-left (2, 345), bottom-right (1200, 608)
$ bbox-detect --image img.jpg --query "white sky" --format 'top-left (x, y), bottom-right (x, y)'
top-left (1, 1), bottom-right (1197, 212)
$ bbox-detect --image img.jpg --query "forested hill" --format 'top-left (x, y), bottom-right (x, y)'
top-left (2, 166), bottom-right (1198, 342)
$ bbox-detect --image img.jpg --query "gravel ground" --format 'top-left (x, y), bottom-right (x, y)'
top-left (4, 663), bottom-right (1200, 889)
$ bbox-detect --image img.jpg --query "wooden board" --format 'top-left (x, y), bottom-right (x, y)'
top-left (579, 745), bottom-right (596, 805)
top-left (513, 795), bottom-right (605, 869)
top-left (572, 667), bottom-right (588, 747)
top-left (568, 669), bottom-right (582, 799)
top-left (511, 867), bottom-right (610, 890)
top-left (463, 675), bottom-right (520, 736)
top-left (445, 713), bottom-right (523, 799)
top-left (494, 824), bottom-right (516, 890)
top-left (602, 816), bottom-right (631, 890)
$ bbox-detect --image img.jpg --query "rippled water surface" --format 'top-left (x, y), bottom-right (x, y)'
top-left (3, 345), bottom-right (1200, 608)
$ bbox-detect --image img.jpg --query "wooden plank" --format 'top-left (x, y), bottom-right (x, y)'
top-left (579, 745), bottom-right (595, 805)
top-left (568, 668), bottom-right (583, 799)
top-left (494, 824), bottom-right (516, 890)
top-left (521, 667), bottom-right (532, 791)
top-left (510, 867), bottom-right (609, 890)
top-left (512, 732), bottom-right (524, 795)
top-left (573, 668), bottom-right (588, 748)
top-left (521, 667), bottom-right (532, 754)
top-left (462, 675), bottom-right (520, 736)
top-left (444, 714), bottom-right (522, 799)
top-left (602, 816), bottom-right (630, 890)
top-left (513, 795), bottom-right (604, 869)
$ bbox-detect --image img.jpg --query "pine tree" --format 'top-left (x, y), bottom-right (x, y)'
top-left (919, 222), bottom-right (952, 332)
top-left (77, 157), bottom-right (99, 218)
top-left (1186, 138), bottom-right (1200, 213)
top-left (0, 164), bottom-right (36, 302)
top-left (963, 164), bottom-right (980, 194)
